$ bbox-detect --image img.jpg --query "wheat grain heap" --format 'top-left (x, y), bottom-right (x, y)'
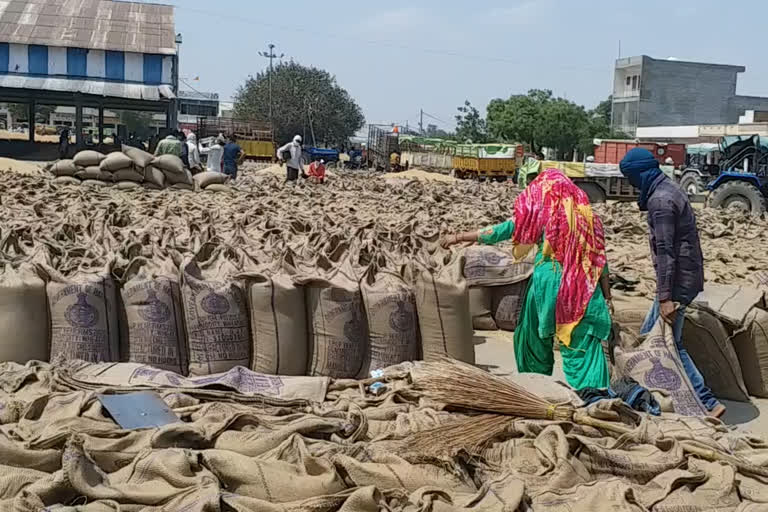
top-left (1, 168), bottom-right (768, 510)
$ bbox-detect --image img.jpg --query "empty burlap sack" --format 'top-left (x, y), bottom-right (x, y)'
top-left (463, 244), bottom-right (535, 287)
top-left (241, 269), bottom-right (308, 376)
top-left (81, 179), bottom-right (111, 188)
top-left (299, 266), bottom-right (369, 378)
top-left (75, 166), bottom-right (113, 182)
top-left (413, 257), bottom-right (474, 363)
top-left (181, 248), bottom-right (250, 376)
top-left (99, 152), bottom-right (134, 172)
top-left (53, 176), bottom-right (80, 186)
top-left (112, 168), bottom-right (144, 183)
top-left (50, 160), bottom-right (78, 177)
top-left (143, 166), bottom-right (166, 189)
top-left (45, 267), bottom-right (120, 363)
top-left (116, 181), bottom-right (141, 190)
top-left (732, 307), bottom-right (768, 397)
top-left (72, 150), bottom-right (106, 167)
top-left (682, 307), bottom-right (749, 402)
top-left (119, 258), bottom-right (188, 375)
top-left (152, 155), bottom-right (185, 176)
top-left (166, 168), bottom-right (194, 187)
top-left (491, 280), bottom-right (528, 331)
top-left (121, 145), bottom-right (154, 168)
top-left (612, 293), bottom-right (653, 336)
top-left (0, 263), bottom-right (48, 363)
top-left (204, 184), bottom-right (234, 194)
top-left (194, 171), bottom-right (229, 189)
top-left (691, 283), bottom-right (764, 327)
top-left (361, 268), bottom-right (420, 372)
top-left (469, 286), bottom-right (498, 331)
top-left (170, 182), bottom-right (195, 191)
top-left (614, 317), bottom-right (708, 416)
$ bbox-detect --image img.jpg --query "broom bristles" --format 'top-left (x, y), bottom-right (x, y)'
top-left (402, 414), bottom-right (512, 458)
top-left (413, 358), bottom-right (575, 422)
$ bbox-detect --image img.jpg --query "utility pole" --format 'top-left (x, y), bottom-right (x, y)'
top-left (419, 109), bottom-right (424, 135)
top-left (258, 44), bottom-right (283, 140)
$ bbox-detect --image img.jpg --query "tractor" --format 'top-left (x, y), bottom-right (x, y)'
top-left (707, 135), bottom-right (768, 215)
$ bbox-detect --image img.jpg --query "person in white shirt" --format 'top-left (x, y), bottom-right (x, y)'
top-left (277, 135), bottom-right (304, 182)
top-left (186, 133), bottom-right (202, 173)
top-left (207, 135), bottom-right (225, 173)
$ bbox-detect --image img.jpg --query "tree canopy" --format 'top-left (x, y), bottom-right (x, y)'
top-left (234, 61), bottom-right (365, 147)
top-left (455, 101), bottom-right (488, 143)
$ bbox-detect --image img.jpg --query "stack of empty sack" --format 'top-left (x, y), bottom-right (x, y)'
top-left (48, 146), bottom-right (231, 192)
top-left (612, 283), bottom-right (768, 404)
top-left (0, 244), bottom-right (535, 379)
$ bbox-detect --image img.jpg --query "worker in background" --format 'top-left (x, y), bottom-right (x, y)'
top-left (154, 131), bottom-right (183, 157)
top-left (178, 131), bottom-right (190, 167)
top-left (442, 169), bottom-right (612, 390)
top-left (619, 148), bottom-right (725, 418)
top-left (222, 135), bottom-right (244, 179)
top-left (186, 132), bottom-right (202, 173)
top-left (307, 158), bottom-right (326, 184)
top-left (277, 135), bottom-right (304, 183)
top-left (85, 129), bottom-right (95, 146)
top-left (390, 151), bottom-right (402, 172)
top-left (207, 135), bottom-right (225, 173)
top-left (58, 128), bottom-right (70, 159)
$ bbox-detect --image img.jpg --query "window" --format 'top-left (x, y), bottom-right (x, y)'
top-left (0, 43), bottom-right (8, 73)
top-left (67, 48), bottom-right (87, 77)
top-left (28, 45), bottom-right (48, 75)
top-left (626, 76), bottom-right (631, 87)
top-left (631, 75), bottom-right (638, 90)
top-left (143, 54), bottom-right (162, 85)
top-left (105, 51), bottom-right (125, 80)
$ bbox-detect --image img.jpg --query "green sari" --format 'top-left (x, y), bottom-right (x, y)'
top-left (479, 220), bottom-right (611, 390)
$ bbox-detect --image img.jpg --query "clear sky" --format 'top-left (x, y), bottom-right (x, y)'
top-left (164, 0), bottom-right (768, 130)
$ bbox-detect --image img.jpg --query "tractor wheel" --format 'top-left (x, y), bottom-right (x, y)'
top-left (709, 180), bottom-right (766, 215)
top-left (576, 182), bottom-right (607, 204)
top-left (678, 172), bottom-right (705, 196)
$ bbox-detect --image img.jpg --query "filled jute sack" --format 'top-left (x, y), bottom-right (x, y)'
top-left (121, 145), bottom-right (154, 169)
top-left (204, 184), bottom-right (234, 194)
top-left (732, 307), bottom-right (768, 398)
top-left (81, 179), bottom-right (111, 188)
top-left (612, 293), bottom-right (653, 336)
top-left (0, 263), bottom-right (49, 362)
top-left (298, 263), bottom-right (369, 379)
top-left (119, 257), bottom-right (188, 375)
top-left (115, 181), bottom-right (141, 190)
top-left (143, 166), bottom-right (166, 189)
top-left (112, 168), bottom-right (144, 183)
top-left (413, 256), bottom-right (474, 363)
top-left (463, 244), bottom-right (535, 287)
top-left (45, 266), bottom-right (120, 363)
top-left (682, 307), bottom-right (749, 402)
top-left (152, 155), bottom-right (185, 176)
top-left (614, 317), bottom-right (708, 416)
top-left (167, 169), bottom-right (194, 187)
top-left (691, 283), bottom-right (764, 328)
top-left (99, 152), bottom-right (134, 172)
top-left (469, 286), bottom-right (497, 331)
top-left (72, 150), bottom-right (105, 167)
top-left (75, 166), bottom-right (113, 182)
top-left (50, 159), bottom-right (78, 177)
top-left (195, 171), bottom-right (229, 189)
top-left (361, 268), bottom-right (420, 372)
top-left (241, 264), bottom-right (308, 376)
top-left (53, 176), bottom-right (81, 186)
top-left (180, 248), bottom-right (250, 376)
top-left (490, 280), bottom-right (528, 331)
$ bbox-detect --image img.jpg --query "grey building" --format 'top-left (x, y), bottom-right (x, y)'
top-left (611, 55), bottom-right (768, 135)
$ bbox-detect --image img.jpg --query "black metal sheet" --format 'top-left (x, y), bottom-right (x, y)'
top-left (98, 392), bottom-right (180, 430)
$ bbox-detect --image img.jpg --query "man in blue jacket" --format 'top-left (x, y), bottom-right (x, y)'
top-left (620, 148), bottom-right (725, 418)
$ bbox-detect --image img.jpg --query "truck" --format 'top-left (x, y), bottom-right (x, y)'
top-left (365, 125), bottom-right (400, 171)
top-left (593, 139), bottom-right (686, 167)
top-left (196, 117), bottom-right (274, 161)
top-left (452, 144), bottom-right (522, 181)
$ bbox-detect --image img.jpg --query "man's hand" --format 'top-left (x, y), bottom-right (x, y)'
top-left (660, 300), bottom-right (677, 325)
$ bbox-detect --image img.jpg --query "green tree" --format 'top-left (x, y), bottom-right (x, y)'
top-left (487, 89), bottom-right (553, 154)
top-left (455, 100), bottom-right (487, 143)
top-left (234, 61), bottom-right (364, 146)
top-left (538, 97), bottom-right (589, 160)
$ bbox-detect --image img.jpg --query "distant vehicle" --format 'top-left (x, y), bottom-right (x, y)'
top-left (303, 147), bottom-right (339, 164)
top-left (196, 117), bottom-right (274, 161)
top-left (593, 139), bottom-right (686, 167)
top-left (677, 143), bottom-right (721, 195)
top-left (707, 135), bottom-right (768, 214)
top-left (452, 144), bottom-right (522, 181)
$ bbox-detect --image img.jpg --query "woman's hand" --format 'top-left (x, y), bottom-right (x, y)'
top-left (441, 234), bottom-right (458, 249)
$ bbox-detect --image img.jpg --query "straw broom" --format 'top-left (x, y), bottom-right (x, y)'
top-left (412, 358), bottom-right (575, 422)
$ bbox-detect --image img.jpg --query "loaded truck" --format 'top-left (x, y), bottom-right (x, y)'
top-left (452, 144), bottom-right (522, 181)
top-left (196, 117), bottom-right (274, 161)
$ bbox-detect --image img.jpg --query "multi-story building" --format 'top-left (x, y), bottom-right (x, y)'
top-left (0, 0), bottom-right (177, 155)
top-left (611, 55), bottom-right (768, 136)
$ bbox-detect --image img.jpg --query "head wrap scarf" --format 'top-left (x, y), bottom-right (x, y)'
top-left (513, 169), bottom-right (607, 346)
top-left (619, 148), bottom-right (664, 211)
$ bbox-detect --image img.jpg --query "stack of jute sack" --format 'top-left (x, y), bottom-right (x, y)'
top-left (1, 238), bottom-right (517, 378)
top-left (611, 283), bottom-right (768, 415)
top-left (48, 146), bottom-right (231, 192)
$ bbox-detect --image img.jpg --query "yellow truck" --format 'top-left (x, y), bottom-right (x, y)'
top-left (197, 117), bottom-right (274, 161)
top-left (452, 144), bottom-right (523, 181)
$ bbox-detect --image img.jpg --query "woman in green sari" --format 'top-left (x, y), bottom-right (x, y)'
top-left (443, 170), bottom-right (613, 390)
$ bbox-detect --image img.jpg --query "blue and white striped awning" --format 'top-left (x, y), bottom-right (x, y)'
top-left (0, 74), bottom-right (175, 101)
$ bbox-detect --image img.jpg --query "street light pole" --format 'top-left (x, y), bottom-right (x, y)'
top-left (258, 43), bottom-right (283, 139)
